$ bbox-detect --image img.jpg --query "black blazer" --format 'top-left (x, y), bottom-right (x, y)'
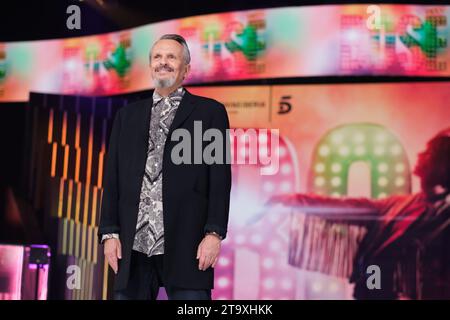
top-left (98, 89), bottom-right (231, 291)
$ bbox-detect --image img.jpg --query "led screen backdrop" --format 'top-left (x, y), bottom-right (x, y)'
top-left (1, 4), bottom-right (450, 101)
top-left (188, 82), bottom-right (450, 299)
top-left (26, 81), bottom-right (450, 299)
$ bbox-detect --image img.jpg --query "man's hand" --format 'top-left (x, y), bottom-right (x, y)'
top-left (104, 238), bottom-right (122, 274)
top-left (197, 234), bottom-right (221, 271)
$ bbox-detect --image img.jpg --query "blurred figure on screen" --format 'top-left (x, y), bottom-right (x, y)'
top-left (268, 128), bottom-right (450, 299)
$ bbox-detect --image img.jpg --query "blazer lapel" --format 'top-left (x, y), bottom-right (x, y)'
top-left (167, 89), bottom-right (196, 139)
top-left (129, 96), bottom-right (153, 179)
top-left (138, 96), bottom-right (154, 144)
top-left (135, 89), bottom-right (196, 175)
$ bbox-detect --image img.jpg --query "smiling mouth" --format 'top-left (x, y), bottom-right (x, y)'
top-left (155, 65), bottom-right (174, 72)
top-left (156, 70), bottom-right (173, 76)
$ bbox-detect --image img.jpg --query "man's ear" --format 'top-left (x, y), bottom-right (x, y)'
top-left (183, 64), bottom-right (191, 79)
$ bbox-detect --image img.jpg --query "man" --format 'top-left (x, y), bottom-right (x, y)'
top-left (98, 34), bottom-right (231, 300)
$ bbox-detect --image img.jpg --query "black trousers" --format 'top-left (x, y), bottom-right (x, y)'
top-left (114, 250), bottom-right (211, 300)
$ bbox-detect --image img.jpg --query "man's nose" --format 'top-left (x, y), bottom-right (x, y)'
top-left (161, 57), bottom-right (169, 65)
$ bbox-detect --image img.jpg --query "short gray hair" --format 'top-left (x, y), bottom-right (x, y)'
top-left (150, 34), bottom-right (191, 65)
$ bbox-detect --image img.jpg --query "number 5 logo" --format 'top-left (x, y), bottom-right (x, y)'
top-left (278, 96), bottom-right (292, 114)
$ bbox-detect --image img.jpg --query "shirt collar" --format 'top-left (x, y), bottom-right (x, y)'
top-left (152, 86), bottom-right (184, 105)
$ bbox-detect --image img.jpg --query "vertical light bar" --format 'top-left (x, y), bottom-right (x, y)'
top-left (62, 219), bottom-right (67, 255)
top-left (91, 186), bottom-right (98, 227)
top-left (97, 153), bottom-right (104, 188)
top-left (63, 145), bottom-right (69, 179)
top-left (93, 227), bottom-right (98, 264)
top-left (75, 114), bottom-right (81, 182)
top-left (51, 142), bottom-right (58, 177)
top-left (75, 148), bottom-right (81, 182)
top-left (88, 262), bottom-right (94, 300)
top-left (75, 114), bottom-right (80, 148)
top-left (83, 186), bottom-right (90, 225)
top-left (98, 118), bottom-right (107, 188)
top-left (102, 259), bottom-right (109, 300)
top-left (75, 222), bottom-right (80, 258)
top-left (87, 225), bottom-right (93, 263)
top-left (75, 182), bottom-right (81, 223)
top-left (62, 111), bottom-right (67, 146)
top-left (81, 224), bottom-right (86, 261)
top-left (86, 115), bottom-right (94, 186)
top-left (68, 220), bottom-right (74, 256)
top-left (47, 109), bottom-right (54, 143)
top-left (57, 178), bottom-right (64, 218)
top-left (66, 179), bottom-right (73, 220)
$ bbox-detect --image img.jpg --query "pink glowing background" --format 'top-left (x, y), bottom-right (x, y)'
top-left (189, 82), bottom-right (450, 299)
top-left (1, 5), bottom-right (449, 102)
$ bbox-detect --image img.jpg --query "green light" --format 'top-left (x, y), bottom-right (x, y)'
top-left (315, 176), bottom-right (325, 187)
top-left (331, 163), bottom-right (342, 173)
top-left (374, 145), bottom-right (386, 156)
top-left (395, 163), bottom-right (405, 173)
top-left (395, 177), bottom-right (405, 187)
top-left (390, 144), bottom-right (402, 156)
top-left (378, 162), bottom-right (388, 173)
top-left (315, 163), bottom-right (325, 173)
top-left (331, 176), bottom-right (342, 187)
top-left (338, 146), bottom-right (350, 156)
top-left (353, 132), bottom-right (365, 144)
top-left (331, 132), bottom-right (344, 144)
top-left (378, 176), bottom-right (388, 187)
top-left (319, 145), bottom-right (330, 156)
top-left (354, 145), bottom-right (366, 156)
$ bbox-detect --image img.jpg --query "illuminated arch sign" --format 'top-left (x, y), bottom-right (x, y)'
top-left (309, 123), bottom-right (412, 198)
top-left (1, 4), bottom-right (450, 101)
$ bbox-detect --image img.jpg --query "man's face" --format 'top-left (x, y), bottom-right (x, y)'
top-left (150, 39), bottom-right (190, 89)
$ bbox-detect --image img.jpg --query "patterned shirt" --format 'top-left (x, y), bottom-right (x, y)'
top-left (132, 87), bottom-right (185, 256)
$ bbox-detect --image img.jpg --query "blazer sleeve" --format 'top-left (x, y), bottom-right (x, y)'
top-left (98, 108), bottom-right (122, 243)
top-left (204, 103), bottom-right (232, 240)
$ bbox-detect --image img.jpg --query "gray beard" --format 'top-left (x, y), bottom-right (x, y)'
top-left (153, 76), bottom-right (176, 88)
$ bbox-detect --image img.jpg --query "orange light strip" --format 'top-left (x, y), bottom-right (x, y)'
top-left (86, 116), bottom-right (94, 186)
top-left (62, 111), bottom-right (67, 146)
top-left (75, 148), bottom-right (80, 182)
top-left (91, 186), bottom-right (98, 227)
top-left (47, 109), bottom-right (54, 144)
top-left (101, 118), bottom-right (107, 153)
top-left (97, 152), bottom-right (104, 188)
top-left (75, 114), bottom-right (80, 148)
top-left (98, 119), bottom-right (107, 217)
top-left (51, 142), bottom-right (57, 177)
top-left (63, 145), bottom-right (69, 179)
